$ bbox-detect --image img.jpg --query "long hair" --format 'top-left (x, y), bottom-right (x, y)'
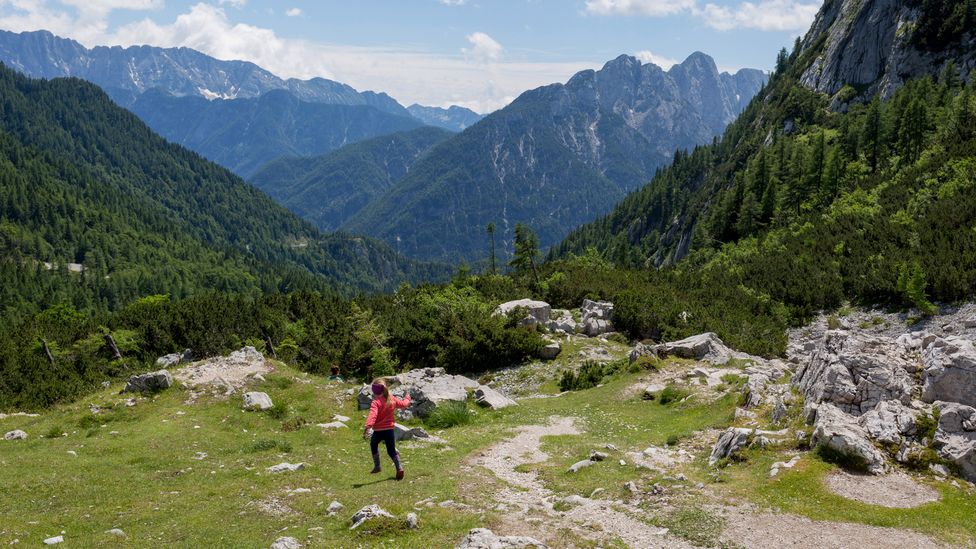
top-left (372, 378), bottom-right (394, 408)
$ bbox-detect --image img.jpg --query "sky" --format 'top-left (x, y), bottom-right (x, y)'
top-left (0, 0), bottom-right (822, 112)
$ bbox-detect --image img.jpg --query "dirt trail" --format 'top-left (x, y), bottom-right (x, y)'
top-left (471, 416), bottom-right (693, 549)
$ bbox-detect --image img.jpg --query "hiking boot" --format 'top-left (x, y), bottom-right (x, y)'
top-left (369, 466), bottom-right (381, 474)
top-left (395, 469), bottom-right (405, 481)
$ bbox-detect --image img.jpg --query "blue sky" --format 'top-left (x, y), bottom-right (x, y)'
top-left (0, 0), bottom-right (821, 111)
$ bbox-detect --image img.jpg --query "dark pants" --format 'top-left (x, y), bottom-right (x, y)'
top-left (370, 429), bottom-right (402, 470)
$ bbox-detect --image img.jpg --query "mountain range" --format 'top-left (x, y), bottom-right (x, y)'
top-left (341, 53), bottom-right (766, 262)
top-left (407, 104), bottom-right (484, 132)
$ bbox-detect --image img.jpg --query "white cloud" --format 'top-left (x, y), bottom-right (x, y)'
top-left (585, 0), bottom-right (818, 32)
top-left (462, 32), bottom-right (503, 63)
top-left (697, 0), bottom-right (819, 31)
top-left (284, 7), bottom-right (302, 17)
top-left (584, 0), bottom-right (695, 17)
top-left (218, 0), bottom-right (246, 7)
top-left (634, 50), bottom-right (679, 69)
top-left (440, 0), bottom-right (467, 5)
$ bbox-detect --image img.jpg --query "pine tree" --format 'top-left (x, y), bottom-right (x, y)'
top-left (486, 223), bottom-right (497, 275)
top-left (862, 97), bottom-right (884, 172)
top-left (510, 223), bottom-right (540, 285)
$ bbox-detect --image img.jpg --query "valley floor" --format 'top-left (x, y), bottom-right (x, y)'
top-left (1, 323), bottom-right (974, 548)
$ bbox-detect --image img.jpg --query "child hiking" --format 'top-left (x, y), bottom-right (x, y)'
top-left (363, 379), bottom-right (411, 480)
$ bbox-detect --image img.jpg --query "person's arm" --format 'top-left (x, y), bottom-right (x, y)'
top-left (364, 399), bottom-right (379, 437)
top-left (394, 394), bottom-right (412, 409)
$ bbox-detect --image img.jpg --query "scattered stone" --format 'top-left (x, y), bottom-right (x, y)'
top-left (547, 309), bottom-right (578, 334)
top-left (252, 373), bottom-right (266, 382)
top-left (317, 422), bottom-right (348, 430)
top-left (42, 536), bottom-right (63, 545)
top-left (193, 452), bottom-right (207, 460)
top-left (270, 536), bottom-right (301, 549)
top-left (406, 512), bottom-right (419, 529)
top-left (327, 500), bottom-right (344, 516)
top-left (267, 462), bottom-right (305, 474)
top-left (793, 331), bottom-right (914, 416)
top-left (811, 403), bottom-right (888, 475)
top-left (394, 424), bottom-right (431, 442)
top-left (932, 401), bottom-right (976, 481)
top-left (495, 299), bottom-right (552, 325)
top-left (769, 456), bottom-right (801, 477)
top-left (631, 332), bottom-right (748, 365)
top-left (589, 451), bottom-right (609, 461)
top-left (124, 398), bottom-right (137, 407)
top-left (455, 528), bottom-right (548, 549)
top-left (122, 370), bottom-right (173, 393)
top-left (921, 337), bottom-right (976, 407)
top-left (568, 459), bottom-right (595, 473)
top-left (332, 414), bottom-right (350, 423)
top-left (243, 392), bottom-right (274, 411)
top-left (350, 504), bottom-right (395, 529)
top-left (590, 488), bottom-right (605, 498)
top-left (642, 383), bottom-right (667, 400)
top-left (66, 451), bottom-right (77, 457)
top-left (581, 299), bottom-right (614, 336)
top-left (4, 430), bottom-right (27, 441)
top-left (930, 463), bottom-right (950, 478)
top-left (624, 481), bottom-right (638, 494)
top-left (474, 385), bottom-right (517, 409)
top-left (104, 529), bottom-right (125, 538)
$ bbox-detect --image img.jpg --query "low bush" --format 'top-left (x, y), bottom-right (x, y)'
top-left (424, 401), bottom-right (472, 429)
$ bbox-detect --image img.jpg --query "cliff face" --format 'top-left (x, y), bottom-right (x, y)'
top-left (800, 0), bottom-right (976, 102)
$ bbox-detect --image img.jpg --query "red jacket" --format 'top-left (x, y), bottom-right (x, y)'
top-left (365, 395), bottom-right (411, 431)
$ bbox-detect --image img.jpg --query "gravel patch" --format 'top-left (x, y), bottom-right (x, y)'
top-left (824, 470), bottom-right (941, 508)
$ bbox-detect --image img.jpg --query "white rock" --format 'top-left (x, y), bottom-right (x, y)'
top-left (4, 430), bottom-right (27, 441)
top-left (495, 299), bottom-right (552, 324)
top-left (123, 370), bottom-right (173, 393)
top-left (474, 385), bottom-right (516, 409)
top-left (539, 342), bottom-right (562, 360)
top-left (811, 403), bottom-right (888, 475)
top-left (568, 459), bottom-right (595, 473)
top-left (921, 336), bottom-right (976, 407)
top-left (932, 401), bottom-right (976, 481)
top-left (708, 428), bottom-right (753, 465)
top-left (406, 512), bottom-right (419, 529)
top-left (349, 504), bottom-right (395, 529)
top-left (104, 529), bottom-right (125, 537)
top-left (267, 462), bottom-right (305, 473)
top-left (858, 400), bottom-right (917, 445)
top-left (327, 500), bottom-right (344, 515)
top-left (333, 414), bottom-right (350, 423)
top-left (317, 422), bottom-right (348, 430)
top-left (270, 536), bottom-right (301, 549)
top-left (42, 536), bottom-right (63, 545)
top-left (243, 392), bottom-right (273, 411)
top-left (455, 528), bottom-right (548, 548)
top-left (642, 383), bottom-right (667, 400)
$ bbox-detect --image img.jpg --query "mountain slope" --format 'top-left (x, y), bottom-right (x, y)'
top-left (249, 126), bottom-right (453, 231)
top-left (555, 0), bottom-right (976, 318)
top-left (407, 104), bottom-right (484, 131)
top-left (0, 29), bottom-right (409, 115)
top-left (127, 89), bottom-right (425, 177)
top-left (345, 53), bottom-right (766, 262)
top-left (0, 65), bottom-right (447, 321)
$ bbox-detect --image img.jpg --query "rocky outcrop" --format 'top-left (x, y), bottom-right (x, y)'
top-left (709, 428), bottom-right (753, 465)
top-left (630, 332), bottom-right (747, 365)
top-left (173, 346), bottom-right (271, 395)
top-left (857, 400), bottom-right (918, 446)
top-left (267, 462), bottom-right (305, 473)
top-left (798, 0), bottom-right (976, 104)
top-left (270, 537), bottom-right (301, 549)
top-left (811, 403), bottom-right (888, 475)
top-left (3, 429), bottom-right (27, 441)
top-left (155, 349), bottom-right (193, 369)
top-left (474, 386), bottom-right (517, 409)
top-left (539, 341), bottom-right (561, 360)
top-left (455, 528), bottom-right (548, 549)
top-left (581, 299), bottom-right (614, 336)
top-left (357, 367), bottom-right (479, 418)
top-left (932, 401), bottom-right (976, 481)
top-left (793, 331), bottom-right (914, 416)
top-left (243, 392), bottom-right (273, 411)
top-left (921, 336), bottom-right (976, 407)
top-left (123, 370), bottom-right (173, 393)
top-left (495, 299), bottom-right (551, 327)
top-left (546, 309), bottom-right (578, 334)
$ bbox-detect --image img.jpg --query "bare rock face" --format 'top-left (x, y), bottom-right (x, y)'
top-left (631, 332), bottom-right (744, 365)
top-left (455, 528), bottom-right (548, 549)
top-left (932, 401), bottom-right (976, 481)
top-left (581, 299), bottom-right (614, 336)
top-left (811, 403), bottom-right (888, 475)
top-left (921, 336), bottom-right (976, 407)
top-left (122, 370), bottom-right (173, 393)
top-left (793, 330), bottom-right (914, 416)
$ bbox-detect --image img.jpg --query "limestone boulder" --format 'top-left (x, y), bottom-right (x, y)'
top-left (793, 330), bottom-right (915, 416)
top-left (932, 401), bottom-right (976, 481)
top-left (270, 537), bottom-right (302, 549)
top-left (393, 424), bottom-right (431, 442)
top-left (455, 528), bottom-right (548, 549)
top-left (546, 309), bottom-right (578, 334)
top-left (350, 504), bottom-right (395, 530)
top-left (539, 341), bottom-right (561, 360)
top-left (243, 391), bottom-right (273, 411)
top-left (474, 385), bottom-right (516, 409)
top-left (811, 403), bottom-right (888, 475)
top-left (632, 332), bottom-right (745, 365)
top-left (708, 427), bottom-right (753, 465)
top-left (921, 336), bottom-right (976, 407)
top-left (357, 367), bottom-right (478, 418)
top-left (495, 299), bottom-right (551, 325)
top-left (3, 429), bottom-right (27, 441)
top-left (122, 370), bottom-right (173, 393)
top-left (581, 299), bottom-right (614, 336)
top-left (857, 400), bottom-right (917, 446)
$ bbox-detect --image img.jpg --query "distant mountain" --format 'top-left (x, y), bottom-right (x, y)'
top-left (407, 104), bottom-right (484, 131)
top-left (250, 126), bottom-right (453, 231)
top-left (127, 88), bottom-right (425, 177)
top-left (0, 29), bottom-right (408, 115)
top-left (0, 64), bottom-right (448, 320)
top-left (344, 53), bottom-right (767, 262)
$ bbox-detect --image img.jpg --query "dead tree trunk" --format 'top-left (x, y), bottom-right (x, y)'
top-left (41, 339), bottom-right (55, 366)
top-left (103, 333), bottom-right (122, 361)
top-left (265, 337), bottom-right (277, 359)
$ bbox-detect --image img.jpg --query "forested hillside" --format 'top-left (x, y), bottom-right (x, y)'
top-left (0, 65), bottom-right (448, 325)
top-left (249, 126), bottom-right (453, 231)
top-left (556, 3), bottom-right (976, 321)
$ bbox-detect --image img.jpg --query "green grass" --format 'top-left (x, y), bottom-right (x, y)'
top-left (423, 401), bottom-right (473, 429)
